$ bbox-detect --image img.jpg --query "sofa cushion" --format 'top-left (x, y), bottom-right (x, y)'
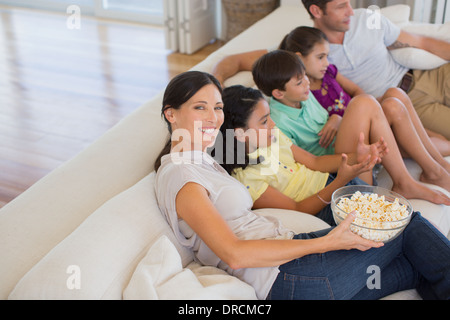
top-left (123, 235), bottom-right (258, 300)
top-left (8, 172), bottom-right (193, 300)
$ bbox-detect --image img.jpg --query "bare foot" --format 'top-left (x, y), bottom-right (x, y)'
top-left (419, 169), bottom-right (450, 192)
top-left (392, 180), bottom-right (450, 205)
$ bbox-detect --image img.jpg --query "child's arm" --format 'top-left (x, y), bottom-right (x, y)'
top-left (211, 49), bottom-right (268, 87)
top-left (252, 153), bottom-right (377, 214)
top-left (291, 133), bottom-right (387, 173)
top-left (252, 180), bottom-right (343, 214)
top-left (335, 72), bottom-right (365, 97)
top-left (318, 114), bottom-right (342, 149)
top-left (290, 142), bottom-right (344, 173)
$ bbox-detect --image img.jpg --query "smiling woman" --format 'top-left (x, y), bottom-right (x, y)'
top-left (154, 71), bottom-right (223, 171)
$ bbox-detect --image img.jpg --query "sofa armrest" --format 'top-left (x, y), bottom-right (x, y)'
top-left (0, 95), bottom-right (168, 298)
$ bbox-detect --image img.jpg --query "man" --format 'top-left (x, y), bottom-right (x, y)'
top-left (212, 0), bottom-right (450, 139)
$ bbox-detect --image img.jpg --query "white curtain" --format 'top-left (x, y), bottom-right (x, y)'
top-left (351, 0), bottom-right (416, 9)
top-left (351, 0), bottom-right (448, 23)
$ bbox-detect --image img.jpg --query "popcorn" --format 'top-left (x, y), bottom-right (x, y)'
top-left (335, 191), bottom-right (411, 242)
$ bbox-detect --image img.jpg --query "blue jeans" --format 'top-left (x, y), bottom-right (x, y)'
top-left (315, 174), bottom-right (369, 226)
top-left (267, 212), bottom-right (450, 300)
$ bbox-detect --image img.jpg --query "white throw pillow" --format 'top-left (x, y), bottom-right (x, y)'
top-left (390, 48), bottom-right (447, 71)
top-left (382, 6), bottom-right (450, 71)
top-left (123, 235), bottom-right (257, 300)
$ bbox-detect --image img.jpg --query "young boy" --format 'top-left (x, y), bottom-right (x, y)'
top-left (252, 49), bottom-right (336, 156)
top-left (251, 49), bottom-right (450, 203)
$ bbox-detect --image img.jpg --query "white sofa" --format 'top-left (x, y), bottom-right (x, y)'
top-left (1, 1), bottom-right (449, 300)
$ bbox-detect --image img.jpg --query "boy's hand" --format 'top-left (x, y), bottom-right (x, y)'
top-left (356, 132), bottom-right (388, 165)
top-left (318, 114), bottom-right (342, 149)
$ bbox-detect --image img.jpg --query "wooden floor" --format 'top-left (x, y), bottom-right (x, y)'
top-left (0, 5), bottom-right (224, 208)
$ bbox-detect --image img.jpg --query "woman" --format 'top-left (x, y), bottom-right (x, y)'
top-left (154, 70), bottom-right (450, 300)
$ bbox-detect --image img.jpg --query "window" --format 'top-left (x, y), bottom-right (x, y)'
top-left (0, 0), bottom-right (220, 53)
top-left (0, 0), bottom-right (165, 25)
top-left (412, 0), bottom-right (449, 23)
top-left (96, 0), bottom-right (164, 24)
top-left (103, 0), bottom-right (163, 15)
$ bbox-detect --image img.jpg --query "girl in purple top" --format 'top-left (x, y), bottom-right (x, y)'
top-left (312, 63), bottom-right (351, 117)
top-left (278, 27), bottom-right (450, 193)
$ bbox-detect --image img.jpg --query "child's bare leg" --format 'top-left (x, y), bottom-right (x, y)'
top-left (380, 97), bottom-right (450, 186)
top-left (335, 94), bottom-right (450, 205)
top-left (380, 88), bottom-right (450, 169)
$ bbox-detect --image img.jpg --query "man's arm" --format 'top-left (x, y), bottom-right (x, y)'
top-left (388, 30), bottom-right (450, 61)
top-left (211, 49), bottom-right (268, 87)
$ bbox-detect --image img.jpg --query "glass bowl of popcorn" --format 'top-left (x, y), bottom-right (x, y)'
top-left (331, 185), bottom-right (413, 243)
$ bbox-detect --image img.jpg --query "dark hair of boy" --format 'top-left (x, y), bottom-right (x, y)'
top-left (252, 50), bottom-right (306, 98)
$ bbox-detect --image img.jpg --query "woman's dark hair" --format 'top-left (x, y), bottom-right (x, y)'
top-left (154, 71), bottom-right (222, 171)
top-left (252, 50), bottom-right (306, 97)
top-left (211, 85), bottom-right (264, 175)
top-left (279, 26), bottom-right (328, 56)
